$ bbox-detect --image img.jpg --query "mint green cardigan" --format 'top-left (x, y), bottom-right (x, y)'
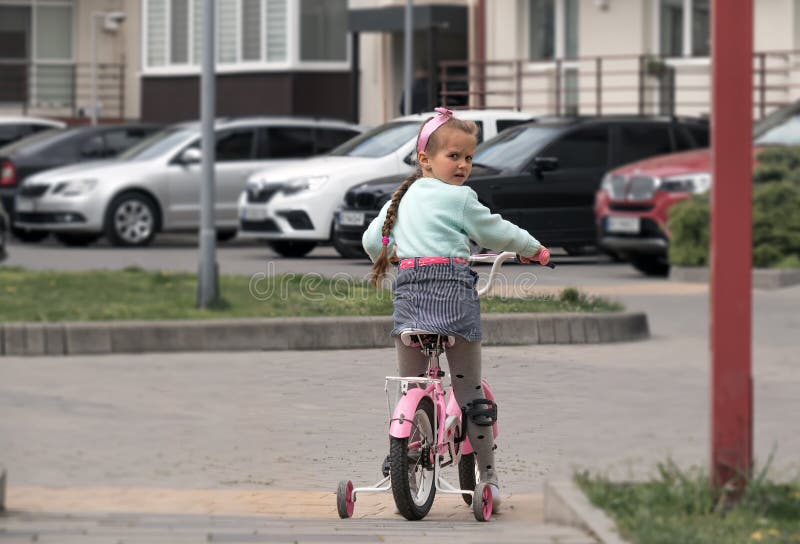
top-left (362, 177), bottom-right (542, 261)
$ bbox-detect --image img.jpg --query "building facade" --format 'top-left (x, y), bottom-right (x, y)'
top-left (3, 1), bottom-right (800, 125)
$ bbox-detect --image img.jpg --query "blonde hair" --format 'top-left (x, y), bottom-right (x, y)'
top-left (369, 116), bottom-right (478, 287)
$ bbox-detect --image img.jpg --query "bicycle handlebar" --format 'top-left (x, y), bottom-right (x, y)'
top-left (469, 251), bottom-right (555, 297)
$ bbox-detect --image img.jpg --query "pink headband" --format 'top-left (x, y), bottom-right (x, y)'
top-left (417, 107), bottom-right (453, 152)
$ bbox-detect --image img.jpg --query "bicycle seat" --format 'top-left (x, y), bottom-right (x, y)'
top-left (399, 329), bottom-right (456, 349)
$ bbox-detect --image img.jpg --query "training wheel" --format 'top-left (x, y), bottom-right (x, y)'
top-left (472, 482), bottom-right (492, 522)
top-left (336, 479), bottom-right (355, 518)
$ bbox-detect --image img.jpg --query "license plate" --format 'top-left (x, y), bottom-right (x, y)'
top-left (15, 198), bottom-right (34, 212)
top-left (339, 211), bottom-right (365, 227)
top-left (240, 206), bottom-right (267, 221)
top-left (606, 215), bottom-right (640, 234)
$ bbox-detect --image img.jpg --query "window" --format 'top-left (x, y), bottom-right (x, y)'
top-left (689, 125), bottom-right (709, 147)
top-left (473, 121), bottom-right (484, 143)
top-left (80, 135), bottom-right (107, 159)
top-left (528, 0), bottom-right (578, 61)
top-left (241, 0), bottom-right (261, 61)
top-left (659, 0), bottom-right (709, 57)
top-left (171, 0), bottom-right (189, 64)
top-left (529, 0), bottom-right (554, 60)
top-left (216, 129), bottom-right (255, 161)
top-left (315, 128), bottom-right (360, 154)
top-left (329, 122), bottom-right (420, 159)
top-left (104, 128), bottom-right (154, 156)
top-left (615, 124), bottom-right (672, 165)
top-left (542, 126), bottom-right (609, 169)
top-left (496, 119), bottom-right (531, 133)
top-left (674, 126), bottom-right (695, 151)
top-left (300, 0), bottom-right (347, 61)
top-left (146, 0), bottom-right (346, 71)
top-left (257, 127), bottom-right (314, 158)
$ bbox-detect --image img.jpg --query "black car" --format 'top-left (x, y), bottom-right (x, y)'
top-left (0, 123), bottom-right (161, 241)
top-left (333, 115), bottom-right (710, 258)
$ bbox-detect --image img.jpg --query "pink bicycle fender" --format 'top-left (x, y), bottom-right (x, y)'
top-left (389, 388), bottom-right (430, 438)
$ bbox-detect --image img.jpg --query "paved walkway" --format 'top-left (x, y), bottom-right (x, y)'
top-left (2, 488), bottom-right (595, 543)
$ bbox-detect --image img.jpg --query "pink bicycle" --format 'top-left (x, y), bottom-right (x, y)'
top-left (337, 252), bottom-right (552, 522)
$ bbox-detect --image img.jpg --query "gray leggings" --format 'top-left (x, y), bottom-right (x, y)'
top-left (394, 336), bottom-right (498, 486)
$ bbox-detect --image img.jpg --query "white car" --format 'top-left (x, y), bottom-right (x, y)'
top-left (237, 110), bottom-right (534, 257)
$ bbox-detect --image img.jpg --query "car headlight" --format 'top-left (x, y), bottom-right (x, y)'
top-left (52, 179), bottom-right (98, 197)
top-left (282, 175), bottom-right (329, 196)
top-left (659, 173), bottom-right (711, 194)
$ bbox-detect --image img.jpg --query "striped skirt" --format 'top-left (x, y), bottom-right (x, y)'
top-left (391, 261), bottom-right (482, 342)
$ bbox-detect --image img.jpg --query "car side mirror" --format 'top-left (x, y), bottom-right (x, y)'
top-left (179, 147), bottom-right (202, 165)
top-left (532, 156), bottom-right (559, 173)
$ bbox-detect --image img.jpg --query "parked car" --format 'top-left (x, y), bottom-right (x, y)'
top-left (1, 123), bottom-right (161, 242)
top-left (594, 100), bottom-right (800, 276)
top-left (13, 117), bottom-right (364, 247)
top-left (0, 205), bottom-right (7, 262)
top-left (0, 116), bottom-right (66, 147)
top-left (334, 115), bottom-right (710, 258)
top-left (237, 110), bottom-right (534, 257)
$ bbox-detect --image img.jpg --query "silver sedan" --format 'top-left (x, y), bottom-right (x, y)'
top-left (13, 117), bottom-right (363, 247)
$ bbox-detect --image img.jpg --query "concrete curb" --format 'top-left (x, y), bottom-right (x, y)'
top-left (0, 312), bottom-right (649, 356)
top-left (670, 266), bottom-right (800, 289)
top-left (544, 480), bottom-right (628, 544)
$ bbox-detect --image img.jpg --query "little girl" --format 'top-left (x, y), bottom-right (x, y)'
top-left (362, 107), bottom-right (550, 509)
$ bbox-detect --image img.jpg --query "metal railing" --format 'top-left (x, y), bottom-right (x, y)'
top-left (0, 60), bottom-right (125, 121)
top-left (440, 50), bottom-right (800, 120)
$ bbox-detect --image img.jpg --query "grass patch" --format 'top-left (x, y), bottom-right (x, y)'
top-left (0, 267), bottom-right (622, 322)
top-left (575, 460), bottom-right (800, 544)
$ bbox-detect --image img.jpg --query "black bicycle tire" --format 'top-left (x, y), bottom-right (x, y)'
top-left (458, 452), bottom-right (477, 505)
top-left (389, 397), bottom-right (436, 520)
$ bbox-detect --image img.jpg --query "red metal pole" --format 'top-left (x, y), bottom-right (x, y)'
top-left (710, 0), bottom-right (753, 493)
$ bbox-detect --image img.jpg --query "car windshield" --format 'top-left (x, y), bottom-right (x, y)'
top-left (328, 121), bottom-right (420, 158)
top-left (119, 126), bottom-right (197, 160)
top-left (753, 108), bottom-right (800, 146)
top-left (473, 125), bottom-right (561, 171)
top-left (0, 128), bottom-right (69, 157)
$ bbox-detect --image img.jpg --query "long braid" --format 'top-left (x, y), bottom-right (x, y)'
top-left (369, 167), bottom-right (423, 287)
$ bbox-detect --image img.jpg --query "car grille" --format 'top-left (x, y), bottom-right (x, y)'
top-left (276, 210), bottom-right (314, 230)
top-left (247, 185), bottom-right (281, 203)
top-left (240, 219), bottom-right (281, 232)
top-left (344, 191), bottom-right (387, 211)
top-left (19, 184), bottom-right (49, 198)
top-left (609, 203), bottom-right (654, 212)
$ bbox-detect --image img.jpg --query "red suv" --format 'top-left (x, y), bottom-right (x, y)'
top-left (594, 101), bottom-right (800, 276)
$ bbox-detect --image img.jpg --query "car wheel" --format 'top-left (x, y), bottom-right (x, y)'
top-left (332, 231), bottom-right (367, 259)
top-left (54, 232), bottom-right (102, 247)
top-left (105, 192), bottom-right (159, 247)
top-left (216, 229), bottom-right (237, 242)
top-left (268, 241), bottom-right (317, 258)
top-left (11, 227), bottom-right (49, 243)
top-left (631, 255), bottom-right (670, 277)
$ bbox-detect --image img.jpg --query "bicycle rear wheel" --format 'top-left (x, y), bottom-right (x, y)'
top-left (390, 397), bottom-right (436, 520)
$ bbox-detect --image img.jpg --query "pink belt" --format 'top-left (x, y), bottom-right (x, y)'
top-left (398, 257), bottom-right (468, 270)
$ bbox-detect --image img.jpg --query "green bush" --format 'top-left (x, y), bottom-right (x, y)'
top-left (668, 148), bottom-right (800, 268)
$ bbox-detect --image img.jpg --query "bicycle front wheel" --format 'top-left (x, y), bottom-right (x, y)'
top-left (390, 397), bottom-right (436, 520)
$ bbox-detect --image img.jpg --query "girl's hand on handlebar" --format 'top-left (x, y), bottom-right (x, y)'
top-left (519, 246), bottom-right (551, 266)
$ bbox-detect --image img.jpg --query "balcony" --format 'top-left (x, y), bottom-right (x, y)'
top-left (440, 50), bottom-right (800, 120)
top-left (0, 60), bottom-right (125, 122)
